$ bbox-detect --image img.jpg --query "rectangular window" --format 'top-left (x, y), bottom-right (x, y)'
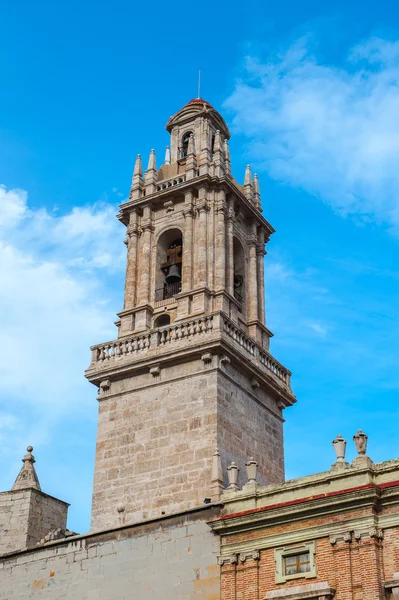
top-left (274, 541), bottom-right (316, 583)
top-left (283, 552), bottom-right (311, 576)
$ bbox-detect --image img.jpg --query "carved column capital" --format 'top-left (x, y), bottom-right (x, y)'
top-left (141, 219), bottom-right (154, 233)
top-left (218, 554), bottom-right (238, 566)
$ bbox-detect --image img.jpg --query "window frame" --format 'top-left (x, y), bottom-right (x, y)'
top-left (274, 541), bottom-right (316, 584)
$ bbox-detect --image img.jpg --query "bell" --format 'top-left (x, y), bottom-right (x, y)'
top-left (165, 264), bottom-right (181, 284)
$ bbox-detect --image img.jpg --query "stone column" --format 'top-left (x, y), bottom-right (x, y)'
top-left (182, 191), bottom-right (194, 293)
top-left (215, 190), bottom-right (227, 291)
top-left (207, 190), bottom-right (215, 291)
top-left (256, 229), bottom-right (266, 325)
top-left (226, 198), bottom-right (234, 296)
top-left (137, 206), bottom-right (153, 305)
top-left (248, 222), bottom-right (258, 323)
top-left (123, 210), bottom-right (139, 310)
top-left (195, 187), bottom-right (208, 289)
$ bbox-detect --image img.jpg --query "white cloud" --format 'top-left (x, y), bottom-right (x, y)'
top-left (0, 185), bottom-right (124, 463)
top-left (225, 37), bottom-right (399, 234)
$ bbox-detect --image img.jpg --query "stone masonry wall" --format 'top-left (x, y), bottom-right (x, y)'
top-left (0, 490), bottom-right (31, 555)
top-left (216, 365), bottom-right (284, 489)
top-left (0, 508), bottom-right (220, 600)
top-left (0, 489), bottom-right (68, 555)
top-left (91, 360), bottom-right (219, 530)
top-left (26, 489), bottom-right (68, 548)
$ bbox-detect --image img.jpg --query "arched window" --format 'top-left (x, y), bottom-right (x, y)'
top-left (233, 237), bottom-right (246, 312)
top-left (154, 314), bottom-right (171, 328)
top-left (155, 228), bottom-right (183, 304)
top-left (181, 131), bottom-right (192, 158)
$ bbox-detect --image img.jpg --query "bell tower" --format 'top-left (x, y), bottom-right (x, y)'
top-left (86, 99), bottom-right (296, 531)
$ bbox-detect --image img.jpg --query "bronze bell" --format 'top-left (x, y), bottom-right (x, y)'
top-left (165, 264), bottom-right (181, 284)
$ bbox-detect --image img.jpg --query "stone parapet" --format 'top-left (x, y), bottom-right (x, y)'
top-left (86, 311), bottom-right (294, 403)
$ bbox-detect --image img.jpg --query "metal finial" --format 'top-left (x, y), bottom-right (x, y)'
top-left (197, 69), bottom-right (201, 98)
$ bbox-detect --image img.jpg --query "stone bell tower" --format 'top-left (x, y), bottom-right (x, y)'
top-left (86, 98), bottom-right (296, 531)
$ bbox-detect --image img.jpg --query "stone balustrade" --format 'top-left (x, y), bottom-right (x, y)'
top-left (91, 333), bottom-right (151, 363)
top-left (258, 348), bottom-right (291, 385)
top-left (158, 315), bottom-right (214, 345)
top-left (89, 312), bottom-right (291, 388)
top-left (156, 174), bottom-right (186, 192)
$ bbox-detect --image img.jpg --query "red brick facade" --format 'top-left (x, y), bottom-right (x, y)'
top-left (212, 462), bottom-right (399, 599)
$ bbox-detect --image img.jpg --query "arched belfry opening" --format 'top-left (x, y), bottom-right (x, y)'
top-left (181, 131), bottom-right (192, 158)
top-left (233, 237), bottom-right (246, 312)
top-left (155, 228), bottom-right (183, 302)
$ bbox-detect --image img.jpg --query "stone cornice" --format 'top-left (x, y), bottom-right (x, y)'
top-left (214, 513), bottom-right (398, 558)
top-left (211, 485), bottom-right (382, 536)
top-left (117, 174), bottom-right (275, 236)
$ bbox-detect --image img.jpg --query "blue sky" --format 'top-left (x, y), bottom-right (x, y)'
top-left (0, 0), bottom-right (398, 533)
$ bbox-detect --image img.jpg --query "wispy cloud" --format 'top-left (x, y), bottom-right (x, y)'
top-left (225, 36), bottom-right (399, 235)
top-left (0, 185), bottom-right (124, 477)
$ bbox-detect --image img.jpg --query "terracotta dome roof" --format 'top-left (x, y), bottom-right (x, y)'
top-left (184, 98), bottom-right (214, 108)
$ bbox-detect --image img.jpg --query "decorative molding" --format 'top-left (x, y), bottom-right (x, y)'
top-left (218, 554), bottom-right (238, 566)
top-left (265, 581), bottom-right (335, 599)
top-left (98, 379), bottom-right (111, 397)
top-left (239, 550), bottom-right (260, 562)
top-left (163, 200), bottom-right (174, 212)
top-left (201, 352), bottom-right (213, 366)
top-left (149, 365), bottom-right (161, 379)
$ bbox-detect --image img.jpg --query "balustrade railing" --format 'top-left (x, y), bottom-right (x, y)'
top-left (156, 174), bottom-right (186, 192)
top-left (92, 333), bottom-right (151, 363)
top-left (259, 349), bottom-right (291, 385)
top-left (223, 319), bottom-right (256, 356)
top-left (90, 312), bottom-right (291, 387)
top-left (158, 315), bottom-right (214, 345)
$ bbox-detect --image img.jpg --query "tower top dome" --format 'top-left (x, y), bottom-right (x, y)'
top-left (166, 98), bottom-right (230, 139)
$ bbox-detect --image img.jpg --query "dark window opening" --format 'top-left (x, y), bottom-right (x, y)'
top-left (233, 274), bottom-right (244, 304)
top-left (181, 132), bottom-right (192, 158)
top-left (154, 314), bottom-right (171, 328)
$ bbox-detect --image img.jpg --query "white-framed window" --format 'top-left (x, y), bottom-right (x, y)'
top-left (274, 541), bottom-right (316, 584)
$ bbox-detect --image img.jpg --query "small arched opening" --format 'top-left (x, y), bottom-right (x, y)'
top-left (233, 237), bottom-right (246, 312)
top-left (154, 314), bottom-right (171, 328)
top-left (181, 131), bottom-right (192, 158)
top-left (155, 228), bottom-right (183, 303)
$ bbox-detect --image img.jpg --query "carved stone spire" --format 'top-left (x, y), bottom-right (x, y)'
top-left (223, 139), bottom-right (231, 176)
top-left (12, 446), bottom-right (41, 491)
top-left (164, 146), bottom-right (171, 165)
top-left (244, 165), bottom-right (255, 204)
top-left (133, 153), bottom-right (142, 177)
top-left (144, 149), bottom-right (157, 194)
top-left (147, 149), bottom-right (156, 171)
top-left (130, 154), bottom-right (144, 200)
top-left (253, 173), bottom-right (261, 210)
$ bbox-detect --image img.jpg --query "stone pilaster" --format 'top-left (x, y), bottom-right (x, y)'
top-left (195, 188), bottom-right (209, 289)
top-left (215, 190), bottom-right (227, 291)
top-left (256, 229), bottom-right (266, 325)
top-left (226, 199), bottom-right (234, 297)
top-left (248, 223), bottom-right (259, 333)
top-left (123, 210), bottom-right (139, 311)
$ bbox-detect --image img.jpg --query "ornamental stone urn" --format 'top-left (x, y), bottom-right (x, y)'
top-left (332, 434), bottom-right (347, 461)
top-left (353, 429), bottom-right (368, 455)
top-left (245, 457), bottom-right (258, 482)
top-left (331, 434), bottom-right (350, 470)
top-left (227, 462), bottom-right (239, 490)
